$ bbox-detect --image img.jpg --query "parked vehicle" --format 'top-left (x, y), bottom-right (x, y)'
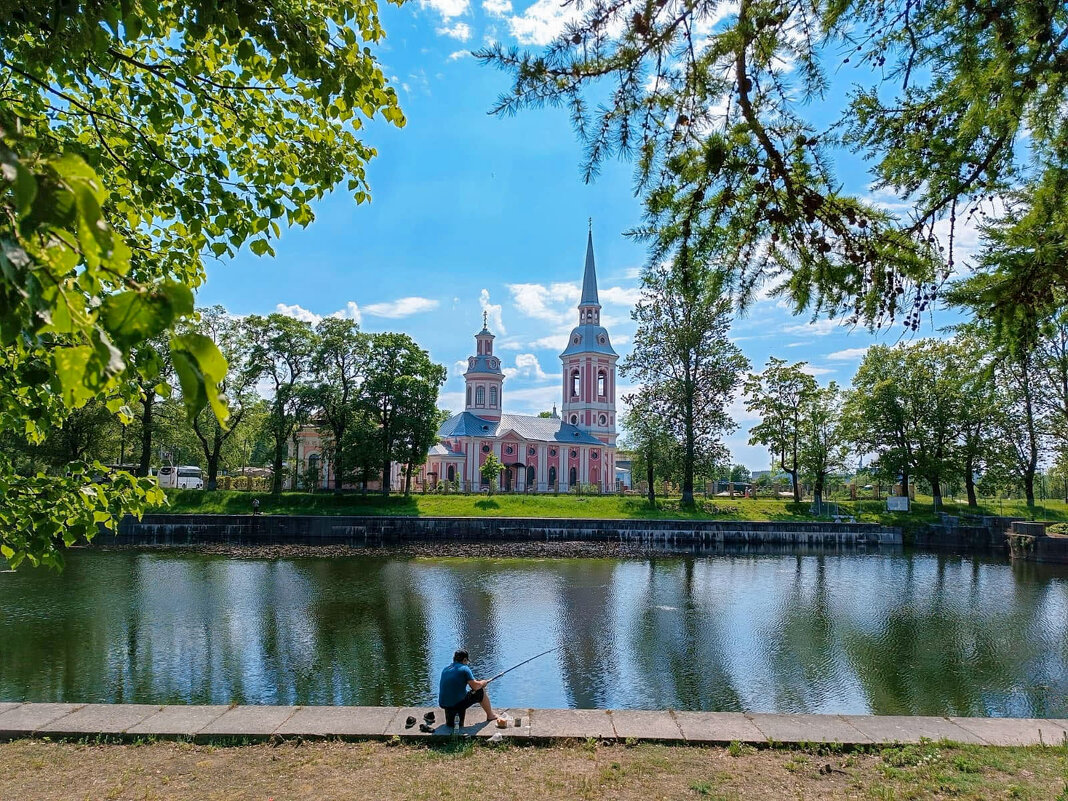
top-left (157, 465), bottom-right (204, 489)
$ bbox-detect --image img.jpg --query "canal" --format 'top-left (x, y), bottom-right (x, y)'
top-left (1, 548), bottom-right (1066, 716)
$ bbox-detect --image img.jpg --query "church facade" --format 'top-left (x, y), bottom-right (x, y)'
top-left (288, 231), bottom-right (619, 492)
top-left (425, 230), bottom-right (619, 492)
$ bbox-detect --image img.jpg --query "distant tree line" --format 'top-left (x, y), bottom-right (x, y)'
top-left (4, 307), bottom-right (446, 498)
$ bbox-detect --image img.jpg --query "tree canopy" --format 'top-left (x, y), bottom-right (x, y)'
top-left (479, 0), bottom-right (1067, 332)
top-left (1, 0), bottom-right (404, 566)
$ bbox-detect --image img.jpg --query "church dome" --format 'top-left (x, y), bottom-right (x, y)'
top-left (560, 324), bottom-right (617, 357)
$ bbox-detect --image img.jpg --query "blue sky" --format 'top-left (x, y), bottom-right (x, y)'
top-left (197, 0), bottom-right (974, 470)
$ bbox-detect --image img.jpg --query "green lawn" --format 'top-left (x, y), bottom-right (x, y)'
top-left (153, 489), bottom-right (1068, 527)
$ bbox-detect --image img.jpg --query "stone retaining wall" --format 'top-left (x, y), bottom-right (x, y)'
top-left (113, 514), bottom-right (902, 547)
top-left (1008, 521), bottom-right (1068, 565)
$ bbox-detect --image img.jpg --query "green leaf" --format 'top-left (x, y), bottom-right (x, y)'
top-left (1, 152), bottom-right (37, 216)
top-left (171, 332), bottom-right (229, 427)
top-left (99, 282), bottom-right (194, 347)
top-left (53, 345), bottom-right (94, 406)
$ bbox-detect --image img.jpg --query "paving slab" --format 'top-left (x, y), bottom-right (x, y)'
top-left (950, 717), bottom-right (1068, 747)
top-left (127, 705), bottom-right (229, 737)
top-left (609, 710), bottom-right (683, 741)
top-left (276, 706), bottom-right (399, 738)
top-left (843, 715), bottom-right (985, 745)
top-left (0, 703), bottom-right (83, 737)
top-left (0, 703), bottom-right (22, 716)
top-left (529, 708), bottom-right (616, 739)
top-left (39, 704), bottom-right (161, 735)
top-left (673, 711), bottom-right (765, 744)
top-left (748, 714), bottom-right (872, 745)
top-left (196, 705), bottom-right (298, 739)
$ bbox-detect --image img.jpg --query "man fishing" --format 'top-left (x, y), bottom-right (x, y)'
top-left (438, 649), bottom-right (506, 728)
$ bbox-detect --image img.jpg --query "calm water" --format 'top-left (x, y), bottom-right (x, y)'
top-left (2, 548), bottom-right (1067, 716)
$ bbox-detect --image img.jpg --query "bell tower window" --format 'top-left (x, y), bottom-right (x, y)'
top-left (489, 386), bottom-right (497, 407)
top-left (475, 386), bottom-right (485, 406)
top-left (570, 369), bottom-right (580, 399)
top-left (597, 370), bottom-right (606, 399)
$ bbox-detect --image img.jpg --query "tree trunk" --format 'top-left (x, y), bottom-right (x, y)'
top-left (138, 386), bottom-right (156, 477)
top-left (900, 471), bottom-right (909, 498)
top-left (681, 392), bottom-right (695, 507)
top-left (403, 461), bottom-right (413, 496)
top-left (791, 439), bottom-right (800, 503)
top-left (813, 477), bottom-right (824, 508)
top-left (272, 435), bottom-right (285, 494)
top-left (931, 475), bottom-right (942, 512)
top-left (964, 455), bottom-right (978, 507)
top-left (646, 446), bottom-right (656, 506)
top-left (206, 432), bottom-right (222, 491)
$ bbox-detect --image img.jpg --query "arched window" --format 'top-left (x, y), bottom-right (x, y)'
top-left (597, 371), bottom-right (607, 398)
top-left (548, 466), bottom-right (557, 487)
top-left (466, 386), bottom-right (472, 406)
top-left (570, 369), bottom-right (580, 398)
top-left (526, 465), bottom-right (536, 487)
top-left (475, 386), bottom-right (485, 406)
top-left (570, 414), bottom-right (578, 425)
top-left (569, 466), bottom-right (577, 487)
top-left (447, 465), bottom-right (455, 482)
top-left (489, 386), bottom-right (497, 407)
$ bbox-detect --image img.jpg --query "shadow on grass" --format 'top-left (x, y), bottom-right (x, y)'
top-left (473, 499), bottom-right (500, 511)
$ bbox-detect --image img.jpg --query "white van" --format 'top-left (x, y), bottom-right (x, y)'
top-left (157, 465), bottom-right (204, 489)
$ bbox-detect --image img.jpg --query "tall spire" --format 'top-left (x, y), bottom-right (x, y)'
top-left (580, 224), bottom-right (600, 308)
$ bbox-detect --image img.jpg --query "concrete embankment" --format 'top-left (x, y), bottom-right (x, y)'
top-left (0, 702), bottom-right (1063, 747)
top-left (114, 514), bottom-right (902, 548)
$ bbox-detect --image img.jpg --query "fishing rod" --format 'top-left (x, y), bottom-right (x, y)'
top-left (484, 647), bottom-right (560, 685)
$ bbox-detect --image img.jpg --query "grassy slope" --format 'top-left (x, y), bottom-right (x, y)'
top-left (1, 739), bottom-right (1066, 801)
top-left (155, 489), bottom-right (1068, 527)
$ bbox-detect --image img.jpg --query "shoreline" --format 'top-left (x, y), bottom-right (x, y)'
top-left (92, 538), bottom-right (888, 560)
top-left (0, 702), bottom-right (1065, 747)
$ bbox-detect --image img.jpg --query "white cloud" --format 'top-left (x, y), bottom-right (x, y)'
top-left (453, 359), bottom-right (469, 380)
top-left (531, 333), bottom-right (569, 351)
top-left (506, 0), bottom-right (581, 45)
top-left (483, 0), bottom-right (512, 14)
top-left (448, 49), bottom-right (472, 60)
top-left (799, 365), bottom-right (836, 377)
top-left (275, 301), bottom-right (362, 325)
top-left (437, 22), bottom-right (472, 40)
top-left (826, 346), bottom-right (870, 361)
top-left (599, 286), bottom-right (642, 306)
top-left (507, 281), bottom-right (579, 325)
top-left (275, 303), bottom-right (321, 324)
top-left (480, 288), bottom-right (506, 334)
top-left (503, 353), bottom-right (553, 382)
top-left (496, 338), bottom-right (524, 350)
top-left (328, 301), bottom-right (362, 324)
top-left (782, 318), bottom-right (844, 336)
top-left (363, 296), bottom-right (440, 318)
top-left (419, 0), bottom-right (469, 19)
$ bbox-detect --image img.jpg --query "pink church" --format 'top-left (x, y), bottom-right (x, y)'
top-left (289, 231), bottom-right (619, 492)
top-left (425, 230), bottom-right (619, 492)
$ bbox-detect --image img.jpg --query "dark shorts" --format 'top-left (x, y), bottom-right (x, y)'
top-left (443, 688), bottom-right (484, 725)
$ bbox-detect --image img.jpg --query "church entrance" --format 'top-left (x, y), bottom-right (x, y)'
top-left (447, 465), bottom-right (455, 483)
top-left (504, 468), bottom-right (512, 492)
top-left (526, 465), bottom-right (536, 490)
top-left (548, 466), bottom-right (556, 489)
top-left (569, 466), bottom-right (577, 487)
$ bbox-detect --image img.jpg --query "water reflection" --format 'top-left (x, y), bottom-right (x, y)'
top-left (1, 549), bottom-right (1066, 716)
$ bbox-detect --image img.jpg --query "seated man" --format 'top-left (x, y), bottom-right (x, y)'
top-left (438, 649), bottom-right (505, 728)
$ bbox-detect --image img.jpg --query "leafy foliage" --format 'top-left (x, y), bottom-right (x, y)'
top-left (621, 263), bottom-right (748, 504)
top-left (0, 0), bottom-right (403, 565)
top-left (478, 0), bottom-right (1067, 331)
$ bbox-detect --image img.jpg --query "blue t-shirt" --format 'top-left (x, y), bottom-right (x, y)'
top-left (438, 661), bottom-right (475, 708)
